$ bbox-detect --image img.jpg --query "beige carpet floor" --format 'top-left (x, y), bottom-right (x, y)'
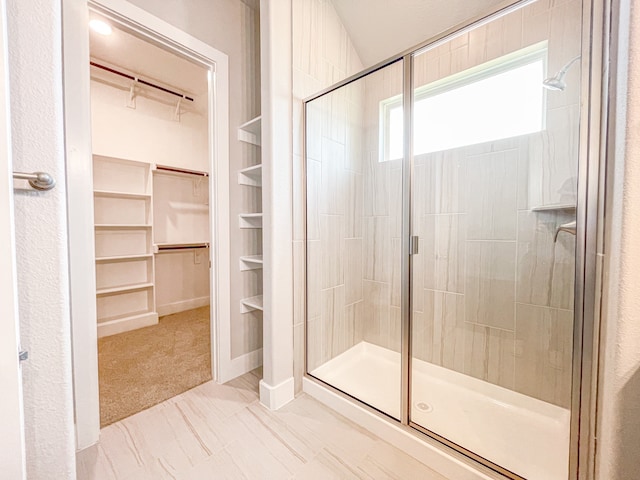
top-left (98, 306), bottom-right (211, 427)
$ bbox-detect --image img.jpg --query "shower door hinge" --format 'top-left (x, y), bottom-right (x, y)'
top-left (19, 350), bottom-right (28, 362)
top-left (409, 235), bottom-right (419, 255)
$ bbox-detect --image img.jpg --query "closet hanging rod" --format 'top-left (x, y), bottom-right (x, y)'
top-left (155, 164), bottom-right (209, 177)
top-left (155, 243), bottom-right (210, 252)
top-left (90, 62), bottom-right (195, 102)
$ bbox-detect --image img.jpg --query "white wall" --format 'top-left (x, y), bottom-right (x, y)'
top-left (91, 80), bottom-right (209, 172)
top-left (153, 174), bottom-right (210, 315)
top-left (91, 75), bottom-right (211, 316)
top-left (155, 251), bottom-right (210, 314)
top-left (6, 0), bottom-right (76, 478)
top-left (596, 0), bottom-right (640, 477)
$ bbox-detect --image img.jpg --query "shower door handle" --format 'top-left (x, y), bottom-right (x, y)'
top-left (409, 236), bottom-right (419, 255)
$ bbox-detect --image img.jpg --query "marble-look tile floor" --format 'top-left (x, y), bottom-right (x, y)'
top-left (77, 370), bottom-right (449, 480)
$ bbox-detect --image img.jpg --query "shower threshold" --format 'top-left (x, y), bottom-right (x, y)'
top-left (311, 342), bottom-right (570, 480)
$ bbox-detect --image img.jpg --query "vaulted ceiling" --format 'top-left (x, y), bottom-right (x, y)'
top-left (331, 0), bottom-right (510, 67)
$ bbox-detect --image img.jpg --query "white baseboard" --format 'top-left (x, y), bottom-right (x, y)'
top-left (157, 296), bottom-right (210, 316)
top-left (302, 377), bottom-right (501, 480)
top-left (218, 348), bottom-right (263, 384)
top-left (260, 376), bottom-right (295, 410)
top-left (97, 312), bottom-right (158, 338)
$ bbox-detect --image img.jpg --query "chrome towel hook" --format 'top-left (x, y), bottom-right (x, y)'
top-left (13, 171), bottom-right (56, 191)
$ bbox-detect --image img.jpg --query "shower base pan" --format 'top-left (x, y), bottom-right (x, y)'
top-left (311, 341), bottom-right (570, 480)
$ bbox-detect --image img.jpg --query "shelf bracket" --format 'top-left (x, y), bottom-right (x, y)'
top-left (127, 78), bottom-right (138, 109)
top-left (174, 96), bottom-right (184, 122)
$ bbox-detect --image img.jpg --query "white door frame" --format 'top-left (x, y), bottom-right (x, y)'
top-left (0, 0), bottom-right (26, 476)
top-left (63, 0), bottom-right (231, 449)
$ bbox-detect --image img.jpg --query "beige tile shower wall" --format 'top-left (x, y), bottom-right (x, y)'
top-left (292, 0), bottom-right (364, 391)
top-left (408, 0), bottom-right (581, 408)
top-left (360, 62), bottom-right (404, 353)
top-left (305, 73), bottom-right (366, 373)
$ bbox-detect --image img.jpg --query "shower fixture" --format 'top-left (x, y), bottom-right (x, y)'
top-left (543, 55), bottom-right (581, 91)
top-left (554, 220), bottom-right (577, 242)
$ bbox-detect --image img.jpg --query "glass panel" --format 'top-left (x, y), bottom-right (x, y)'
top-left (409, 1), bottom-right (581, 479)
top-left (306, 59), bottom-right (404, 419)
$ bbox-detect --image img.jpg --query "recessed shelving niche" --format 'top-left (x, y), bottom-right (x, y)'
top-left (237, 115), bottom-right (264, 314)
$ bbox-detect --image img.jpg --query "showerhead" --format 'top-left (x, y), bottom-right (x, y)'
top-left (543, 55), bottom-right (581, 92)
top-left (542, 76), bottom-right (566, 91)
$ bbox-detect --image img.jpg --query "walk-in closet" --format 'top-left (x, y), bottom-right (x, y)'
top-left (89, 14), bottom-right (213, 426)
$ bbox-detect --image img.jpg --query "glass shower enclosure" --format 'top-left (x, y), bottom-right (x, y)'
top-left (305, 1), bottom-right (587, 479)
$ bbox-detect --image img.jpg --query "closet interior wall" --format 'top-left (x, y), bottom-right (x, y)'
top-left (89, 22), bottom-right (211, 336)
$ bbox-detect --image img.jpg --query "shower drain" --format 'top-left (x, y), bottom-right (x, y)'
top-left (415, 402), bottom-right (433, 413)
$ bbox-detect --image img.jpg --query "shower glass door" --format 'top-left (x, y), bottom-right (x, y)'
top-left (306, 59), bottom-right (404, 419)
top-left (409, 2), bottom-right (581, 479)
top-left (305, 0), bottom-right (585, 477)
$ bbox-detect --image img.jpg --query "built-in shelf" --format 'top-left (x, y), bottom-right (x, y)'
top-left (237, 164), bottom-right (262, 187)
top-left (98, 309), bottom-right (156, 325)
top-left (163, 201), bottom-right (209, 211)
top-left (237, 116), bottom-right (261, 146)
top-left (93, 154), bottom-right (149, 167)
top-left (531, 204), bottom-right (577, 212)
top-left (93, 154), bottom-right (158, 339)
top-left (239, 213), bottom-right (263, 229)
top-left (240, 294), bottom-right (263, 313)
top-left (95, 224), bottom-right (153, 229)
top-left (96, 282), bottom-right (154, 296)
top-left (239, 255), bottom-right (263, 271)
top-left (94, 190), bottom-right (151, 199)
top-left (97, 311), bottom-right (159, 338)
top-left (95, 254), bottom-right (153, 263)
top-left (237, 115), bottom-right (262, 319)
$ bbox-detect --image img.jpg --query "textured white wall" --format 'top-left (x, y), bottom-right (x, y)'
top-left (597, 0), bottom-right (640, 477)
top-left (6, 0), bottom-right (76, 478)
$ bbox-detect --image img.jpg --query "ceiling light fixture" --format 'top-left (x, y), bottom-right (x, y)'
top-left (89, 19), bottom-right (112, 36)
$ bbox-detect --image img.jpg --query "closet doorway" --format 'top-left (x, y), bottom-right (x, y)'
top-left (90, 14), bottom-right (213, 427)
top-left (64, 1), bottom-right (232, 449)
